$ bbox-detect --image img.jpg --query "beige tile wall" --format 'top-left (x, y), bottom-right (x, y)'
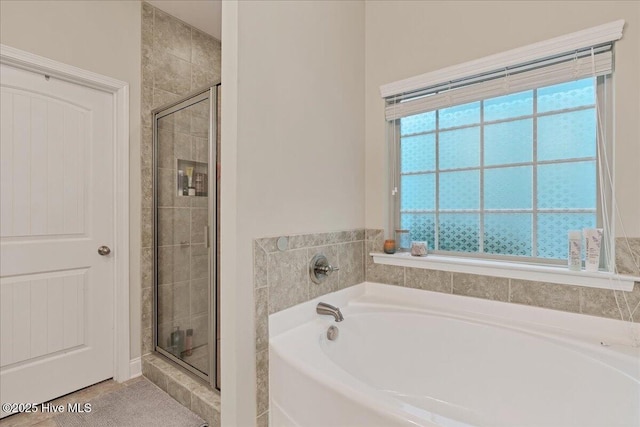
top-left (365, 229), bottom-right (640, 322)
top-left (140, 0), bottom-right (220, 357)
top-left (140, 2), bottom-right (221, 424)
top-left (253, 229), bottom-right (366, 422)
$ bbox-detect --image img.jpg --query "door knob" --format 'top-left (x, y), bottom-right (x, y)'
top-left (98, 246), bottom-right (111, 256)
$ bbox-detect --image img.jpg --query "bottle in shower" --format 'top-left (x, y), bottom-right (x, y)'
top-left (171, 327), bottom-right (185, 357)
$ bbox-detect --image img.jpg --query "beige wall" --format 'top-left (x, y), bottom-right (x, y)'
top-left (365, 0), bottom-right (640, 237)
top-left (0, 1), bottom-right (143, 359)
top-left (221, 1), bottom-right (365, 424)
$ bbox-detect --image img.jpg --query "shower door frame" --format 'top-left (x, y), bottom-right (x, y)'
top-left (152, 85), bottom-right (219, 388)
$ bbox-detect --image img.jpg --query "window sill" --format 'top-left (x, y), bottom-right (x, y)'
top-left (371, 252), bottom-right (638, 291)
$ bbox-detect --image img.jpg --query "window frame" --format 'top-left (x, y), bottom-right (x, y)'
top-left (390, 75), bottom-right (614, 268)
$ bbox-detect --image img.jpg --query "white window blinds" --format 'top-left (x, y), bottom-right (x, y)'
top-left (381, 20), bottom-right (624, 121)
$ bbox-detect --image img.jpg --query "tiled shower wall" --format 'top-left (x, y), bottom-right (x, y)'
top-left (140, 0), bottom-right (220, 357)
top-left (254, 228), bottom-right (639, 425)
top-left (139, 3), bottom-right (221, 424)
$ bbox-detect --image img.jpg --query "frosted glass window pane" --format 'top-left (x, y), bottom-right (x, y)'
top-left (401, 134), bottom-right (435, 173)
top-left (538, 78), bottom-right (595, 113)
top-left (538, 109), bottom-right (596, 161)
top-left (395, 76), bottom-right (601, 262)
top-left (439, 170), bottom-right (480, 210)
top-left (440, 101), bottom-right (480, 129)
top-left (484, 119), bottom-right (533, 166)
top-left (484, 214), bottom-right (532, 256)
top-left (401, 213), bottom-right (435, 250)
top-left (401, 174), bottom-right (435, 211)
top-left (538, 161), bottom-right (596, 209)
top-left (401, 111), bottom-right (436, 136)
top-left (438, 214), bottom-right (479, 252)
top-left (484, 90), bottom-right (533, 121)
top-left (439, 127), bottom-right (480, 170)
top-left (484, 166), bottom-right (532, 210)
top-left (537, 213), bottom-right (596, 259)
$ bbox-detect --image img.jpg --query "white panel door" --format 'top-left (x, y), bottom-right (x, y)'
top-left (0, 63), bottom-right (114, 416)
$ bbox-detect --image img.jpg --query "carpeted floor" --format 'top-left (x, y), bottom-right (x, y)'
top-left (0, 377), bottom-right (208, 427)
top-left (54, 379), bottom-right (206, 427)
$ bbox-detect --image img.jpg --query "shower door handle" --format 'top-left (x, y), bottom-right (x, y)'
top-left (204, 226), bottom-right (210, 248)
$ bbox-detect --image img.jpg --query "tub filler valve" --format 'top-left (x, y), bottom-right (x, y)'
top-left (310, 253), bottom-right (339, 284)
top-left (316, 302), bottom-right (344, 322)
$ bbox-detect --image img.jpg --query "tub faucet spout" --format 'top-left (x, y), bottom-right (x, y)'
top-left (316, 302), bottom-right (344, 322)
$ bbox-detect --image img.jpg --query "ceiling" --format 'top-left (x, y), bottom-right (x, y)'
top-left (147, 0), bottom-right (222, 40)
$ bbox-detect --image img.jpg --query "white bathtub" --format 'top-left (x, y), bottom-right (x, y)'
top-left (269, 282), bottom-right (640, 427)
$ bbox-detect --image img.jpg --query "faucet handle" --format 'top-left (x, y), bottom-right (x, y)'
top-left (310, 254), bottom-right (339, 284)
top-left (317, 264), bottom-right (339, 274)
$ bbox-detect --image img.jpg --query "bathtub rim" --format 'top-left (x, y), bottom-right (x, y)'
top-left (270, 282), bottom-right (640, 350)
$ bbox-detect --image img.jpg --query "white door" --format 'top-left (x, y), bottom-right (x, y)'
top-left (0, 62), bottom-right (114, 416)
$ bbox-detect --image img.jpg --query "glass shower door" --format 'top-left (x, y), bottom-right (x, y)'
top-left (153, 87), bottom-right (217, 385)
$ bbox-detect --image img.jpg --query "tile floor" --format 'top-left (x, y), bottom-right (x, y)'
top-left (0, 376), bottom-right (187, 427)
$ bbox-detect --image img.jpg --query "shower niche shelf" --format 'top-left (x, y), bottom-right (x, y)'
top-left (176, 159), bottom-right (208, 197)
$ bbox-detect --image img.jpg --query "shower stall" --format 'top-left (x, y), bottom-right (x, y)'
top-left (152, 84), bottom-right (220, 389)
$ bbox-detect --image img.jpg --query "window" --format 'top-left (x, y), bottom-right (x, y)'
top-left (381, 21), bottom-right (624, 267)
top-left (396, 77), bottom-right (601, 262)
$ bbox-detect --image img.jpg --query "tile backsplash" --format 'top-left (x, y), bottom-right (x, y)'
top-left (365, 229), bottom-right (640, 322)
top-left (253, 229), bottom-right (365, 422)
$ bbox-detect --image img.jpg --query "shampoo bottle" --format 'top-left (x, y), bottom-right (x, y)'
top-left (567, 230), bottom-right (582, 271)
top-left (171, 327), bottom-right (185, 357)
top-left (177, 170), bottom-right (184, 196)
top-left (186, 167), bottom-right (196, 196)
top-left (584, 228), bottom-right (603, 272)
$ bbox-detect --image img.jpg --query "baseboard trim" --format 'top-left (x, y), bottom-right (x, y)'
top-left (129, 357), bottom-right (142, 379)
